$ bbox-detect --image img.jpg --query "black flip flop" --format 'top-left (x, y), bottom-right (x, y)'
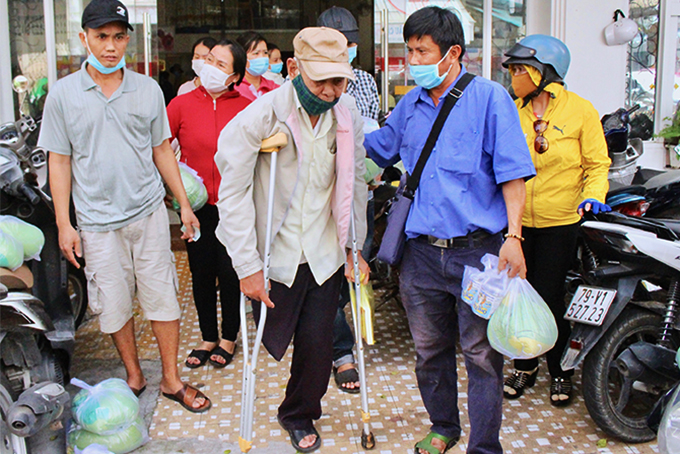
top-left (277, 416), bottom-right (322, 453)
top-left (333, 366), bottom-right (361, 394)
top-left (130, 385), bottom-right (146, 398)
top-left (208, 345), bottom-right (236, 368)
top-left (185, 349), bottom-right (211, 369)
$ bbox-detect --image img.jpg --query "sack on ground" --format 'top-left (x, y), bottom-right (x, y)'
top-left (71, 378), bottom-right (139, 435)
top-left (0, 229), bottom-right (24, 270)
top-left (349, 279), bottom-right (376, 345)
top-left (73, 443), bottom-right (115, 454)
top-left (171, 162), bottom-right (208, 212)
top-left (69, 416), bottom-right (149, 454)
top-left (461, 254), bottom-right (509, 319)
top-left (487, 277), bottom-right (558, 359)
top-left (0, 215), bottom-right (44, 261)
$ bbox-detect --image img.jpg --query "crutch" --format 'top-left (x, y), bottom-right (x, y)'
top-left (239, 132), bottom-right (287, 454)
top-left (349, 204), bottom-right (376, 450)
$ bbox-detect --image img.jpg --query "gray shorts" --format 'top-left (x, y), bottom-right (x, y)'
top-left (81, 206), bottom-right (181, 333)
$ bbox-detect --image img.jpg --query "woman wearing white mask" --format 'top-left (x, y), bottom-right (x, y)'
top-left (235, 31), bottom-right (279, 101)
top-left (166, 40), bottom-right (251, 369)
top-left (177, 37), bottom-right (217, 96)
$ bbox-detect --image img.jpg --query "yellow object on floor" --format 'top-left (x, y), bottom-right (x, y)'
top-left (349, 280), bottom-right (376, 345)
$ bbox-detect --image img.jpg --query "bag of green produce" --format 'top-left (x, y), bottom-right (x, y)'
top-left (70, 378), bottom-right (139, 436)
top-left (74, 443), bottom-right (115, 454)
top-left (69, 416), bottom-right (149, 454)
top-left (487, 277), bottom-right (558, 360)
top-left (171, 162), bottom-right (208, 212)
top-left (0, 215), bottom-right (45, 261)
top-left (0, 229), bottom-right (23, 270)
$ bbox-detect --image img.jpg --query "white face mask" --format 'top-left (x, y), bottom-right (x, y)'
top-left (192, 59), bottom-right (205, 77)
top-left (199, 63), bottom-right (233, 94)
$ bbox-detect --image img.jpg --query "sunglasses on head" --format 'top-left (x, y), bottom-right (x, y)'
top-left (533, 119), bottom-right (549, 153)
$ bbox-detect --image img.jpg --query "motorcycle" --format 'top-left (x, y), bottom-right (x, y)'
top-left (602, 105), bottom-right (680, 219)
top-left (0, 78), bottom-right (80, 453)
top-left (561, 211), bottom-right (680, 442)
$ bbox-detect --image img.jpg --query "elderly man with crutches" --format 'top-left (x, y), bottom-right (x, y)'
top-left (215, 27), bottom-right (369, 453)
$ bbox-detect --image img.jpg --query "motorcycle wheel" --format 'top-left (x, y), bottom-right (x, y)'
top-left (582, 307), bottom-right (676, 443)
top-left (0, 376), bottom-right (28, 454)
top-left (67, 264), bottom-right (88, 328)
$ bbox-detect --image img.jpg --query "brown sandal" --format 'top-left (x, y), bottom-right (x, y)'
top-left (162, 384), bottom-right (211, 413)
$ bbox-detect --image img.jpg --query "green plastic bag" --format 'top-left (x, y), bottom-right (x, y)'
top-left (0, 215), bottom-right (45, 261)
top-left (0, 229), bottom-right (24, 270)
top-left (69, 416), bottom-right (148, 454)
top-left (71, 378), bottom-right (139, 436)
top-left (487, 277), bottom-right (558, 360)
top-left (171, 162), bottom-right (208, 212)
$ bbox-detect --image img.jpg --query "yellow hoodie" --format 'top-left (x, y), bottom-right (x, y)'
top-left (516, 82), bottom-right (611, 228)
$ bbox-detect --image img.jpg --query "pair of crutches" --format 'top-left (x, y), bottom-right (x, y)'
top-left (238, 133), bottom-right (375, 452)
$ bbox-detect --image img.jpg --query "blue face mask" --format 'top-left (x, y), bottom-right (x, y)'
top-left (348, 46), bottom-right (357, 64)
top-left (247, 57), bottom-right (270, 76)
top-left (269, 62), bottom-right (283, 74)
top-left (84, 36), bottom-right (126, 75)
top-left (409, 47), bottom-right (452, 90)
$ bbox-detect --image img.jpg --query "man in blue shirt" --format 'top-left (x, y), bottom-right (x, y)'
top-left (364, 7), bottom-right (535, 454)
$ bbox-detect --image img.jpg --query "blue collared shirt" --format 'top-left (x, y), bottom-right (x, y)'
top-left (364, 66), bottom-right (535, 240)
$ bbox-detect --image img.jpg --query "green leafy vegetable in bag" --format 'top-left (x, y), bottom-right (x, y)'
top-left (171, 162), bottom-right (208, 212)
top-left (0, 215), bottom-right (44, 261)
top-left (0, 229), bottom-right (24, 270)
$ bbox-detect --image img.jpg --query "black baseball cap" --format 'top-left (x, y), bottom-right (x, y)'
top-left (82, 0), bottom-right (134, 31)
top-left (317, 7), bottom-right (359, 44)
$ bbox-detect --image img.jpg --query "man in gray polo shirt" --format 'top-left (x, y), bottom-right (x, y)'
top-left (38, 0), bottom-right (210, 413)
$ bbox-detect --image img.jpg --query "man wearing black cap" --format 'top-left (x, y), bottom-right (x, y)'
top-left (39, 0), bottom-right (210, 413)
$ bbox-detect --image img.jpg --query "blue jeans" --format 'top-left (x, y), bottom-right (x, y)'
top-left (400, 234), bottom-right (504, 454)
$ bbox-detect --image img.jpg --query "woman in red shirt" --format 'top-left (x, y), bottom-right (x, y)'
top-left (235, 31), bottom-right (279, 101)
top-left (167, 39), bottom-right (251, 368)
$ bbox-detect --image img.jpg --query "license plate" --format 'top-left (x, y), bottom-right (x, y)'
top-left (564, 285), bottom-right (617, 326)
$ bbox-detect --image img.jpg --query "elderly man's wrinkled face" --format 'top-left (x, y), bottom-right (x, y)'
top-left (298, 65), bottom-right (347, 102)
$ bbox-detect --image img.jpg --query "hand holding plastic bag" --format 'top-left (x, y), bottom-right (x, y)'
top-left (461, 254), bottom-right (510, 319)
top-left (171, 162), bottom-right (208, 212)
top-left (487, 277), bottom-right (558, 359)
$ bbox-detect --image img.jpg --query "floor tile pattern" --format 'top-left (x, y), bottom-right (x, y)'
top-left (74, 251), bottom-right (661, 454)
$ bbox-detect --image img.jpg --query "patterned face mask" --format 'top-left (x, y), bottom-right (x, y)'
top-left (292, 74), bottom-right (339, 116)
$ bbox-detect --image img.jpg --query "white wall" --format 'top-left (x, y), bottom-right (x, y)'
top-left (561, 0), bottom-right (629, 116)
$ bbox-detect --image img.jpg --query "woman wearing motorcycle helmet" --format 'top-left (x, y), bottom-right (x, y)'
top-left (501, 35), bottom-right (611, 406)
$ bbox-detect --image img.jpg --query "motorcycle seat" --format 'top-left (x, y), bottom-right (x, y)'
top-left (0, 265), bottom-right (33, 290)
top-left (607, 184), bottom-right (646, 198)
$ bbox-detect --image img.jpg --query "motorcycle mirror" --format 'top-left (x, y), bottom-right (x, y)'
top-left (11, 76), bottom-right (30, 94)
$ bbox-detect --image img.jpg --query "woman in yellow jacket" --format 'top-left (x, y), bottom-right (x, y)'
top-left (501, 35), bottom-right (611, 406)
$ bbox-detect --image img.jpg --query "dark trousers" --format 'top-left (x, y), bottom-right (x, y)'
top-left (185, 204), bottom-right (241, 342)
top-left (252, 264), bottom-right (343, 430)
top-left (514, 222), bottom-right (580, 378)
top-left (400, 234), bottom-right (504, 454)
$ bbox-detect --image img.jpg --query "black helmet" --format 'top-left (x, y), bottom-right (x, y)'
top-left (317, 7), bottom-right (359, 44)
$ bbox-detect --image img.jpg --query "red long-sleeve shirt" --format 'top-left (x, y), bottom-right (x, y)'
top-left (167, 86), bottom-right (251, 205)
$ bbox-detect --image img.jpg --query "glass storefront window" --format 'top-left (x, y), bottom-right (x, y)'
top-left (9, 0), bottom-right (49, 117)
top-left (626, 0), bottom-right (659, 127)
top-left (373, 0), bottom-right (525, 110)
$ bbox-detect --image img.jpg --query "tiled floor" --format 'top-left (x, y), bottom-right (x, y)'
top-left (74, 251), bottom-right (661, 453)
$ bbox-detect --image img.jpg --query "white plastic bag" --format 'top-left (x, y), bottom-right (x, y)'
top-left (487, 277), bottom-right (558, 360)
top-left (75, 444), bottom-right (115, 454)
top-left (70, 378), bottom-right (139, 436)
top-left (171, 162), bottom-right (208, 212)
top-left (69, 417), bottom-right (149, 454)
top-left (461, 254), bottom-right (510, 319)
top-left (0, 215), bottom-right (44, 261)
top-left (0, 229), bottom-right (24, 270)
top-left (659, 384), bottom-right (680, 454)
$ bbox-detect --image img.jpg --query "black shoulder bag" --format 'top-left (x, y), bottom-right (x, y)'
top-left (376, 73), bottom-right (476, 266)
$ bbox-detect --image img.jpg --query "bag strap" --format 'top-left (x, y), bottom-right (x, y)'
top-left (405, 72), bottom-right (476, 197)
